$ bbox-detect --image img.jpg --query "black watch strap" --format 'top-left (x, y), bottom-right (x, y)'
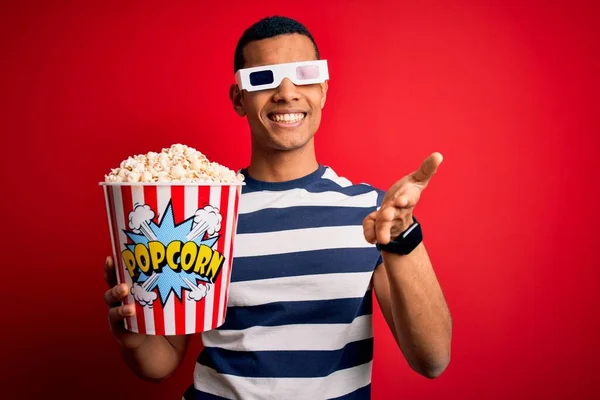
top-left (376, 217), bottom-right (422, 255)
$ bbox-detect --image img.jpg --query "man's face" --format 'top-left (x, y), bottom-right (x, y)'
top-left (230, 34), bottom-right (328, 152)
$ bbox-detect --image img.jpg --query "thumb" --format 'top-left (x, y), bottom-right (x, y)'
top-left (412, 152), bottom-right (443, 183)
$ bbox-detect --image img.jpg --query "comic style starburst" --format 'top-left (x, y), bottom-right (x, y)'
top-left (123, 201), bottom-right (220, 306)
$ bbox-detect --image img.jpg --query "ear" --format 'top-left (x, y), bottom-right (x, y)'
top-left (229, 84), bottom-right (246, 117)
top-left (320, 80), bottom-right (328, 109)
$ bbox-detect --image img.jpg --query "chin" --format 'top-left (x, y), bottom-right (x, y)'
top-left (249, 120), bottom-right (317, 152)
top-left (269, 133), bottom-right (315, 152)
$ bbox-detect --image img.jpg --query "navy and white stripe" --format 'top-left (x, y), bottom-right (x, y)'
top-left (185, 165), bottom-right (384, 400)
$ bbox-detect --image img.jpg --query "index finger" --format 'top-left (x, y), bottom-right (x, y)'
top-left (104, 256), bottom-right (118, 288)
top-left (412, 152), bottom-right (443, 183)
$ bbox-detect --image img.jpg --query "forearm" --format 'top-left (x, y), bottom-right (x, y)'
top-left (119, 335), bottom-right (186, 382)
top-left (382, 243), bottom-right (452, 378)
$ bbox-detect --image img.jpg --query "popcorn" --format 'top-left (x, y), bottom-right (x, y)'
top-left (104, 144), bottom-right (245, 184)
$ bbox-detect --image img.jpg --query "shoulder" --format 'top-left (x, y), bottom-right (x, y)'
top-left (317, 166), bottom-right (386, 207)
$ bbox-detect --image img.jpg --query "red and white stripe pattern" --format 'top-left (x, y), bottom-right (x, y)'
top-left (102, 184), bottom-right (242, 335)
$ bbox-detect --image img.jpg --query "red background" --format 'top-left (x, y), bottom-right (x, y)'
top-left (3, 0), bottom-right (599, 398)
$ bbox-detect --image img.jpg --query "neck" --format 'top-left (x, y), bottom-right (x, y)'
top-left (247, 138), bottom-right (319, 182)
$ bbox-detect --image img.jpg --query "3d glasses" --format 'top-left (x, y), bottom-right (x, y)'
top-left (235, 60), bottom-right (329, 92)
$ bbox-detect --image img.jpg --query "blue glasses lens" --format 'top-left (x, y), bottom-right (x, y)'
top-left (249, 70), bottom-right (274, 86)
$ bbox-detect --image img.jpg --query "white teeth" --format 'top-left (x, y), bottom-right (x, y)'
top-left (270, 113), bottom-right (305, 123)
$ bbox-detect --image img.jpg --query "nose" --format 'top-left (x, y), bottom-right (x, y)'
top-left (272, 78), bottom-right (300, 103)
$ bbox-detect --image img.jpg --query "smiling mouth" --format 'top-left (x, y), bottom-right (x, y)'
top-left (268, 112), bottom-right (307, 124)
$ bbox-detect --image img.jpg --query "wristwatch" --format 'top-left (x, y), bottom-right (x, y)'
top-left (376, 216), bottom-right (422, 255)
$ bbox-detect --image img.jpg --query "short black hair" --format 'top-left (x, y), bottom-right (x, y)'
top-left (234, 16), bottom-right (320, 73)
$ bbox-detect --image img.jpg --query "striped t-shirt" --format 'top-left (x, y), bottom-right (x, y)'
top-left (184, 165), bottom-right (385, 400)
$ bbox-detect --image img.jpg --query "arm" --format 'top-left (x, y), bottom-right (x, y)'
top-left (372, 244), bottom-right (452, 378)
top-left (104, 256), bottom-right (192, 382)
top-left (117, 327), bottom-right (192, 382)
top-left (364, 152), bottom-right (452, 378)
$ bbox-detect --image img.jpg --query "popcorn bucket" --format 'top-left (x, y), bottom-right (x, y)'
top-left (100, 182), bottom-right (243, 335)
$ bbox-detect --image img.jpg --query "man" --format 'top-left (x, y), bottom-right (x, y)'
top-left (103, 16), bottom-right (452, 399)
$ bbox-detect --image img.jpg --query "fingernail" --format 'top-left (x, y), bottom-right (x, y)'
top-left (117, 285), bottom-right (126, 295)
top-left (123, 305), bottom-right (134, 314)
